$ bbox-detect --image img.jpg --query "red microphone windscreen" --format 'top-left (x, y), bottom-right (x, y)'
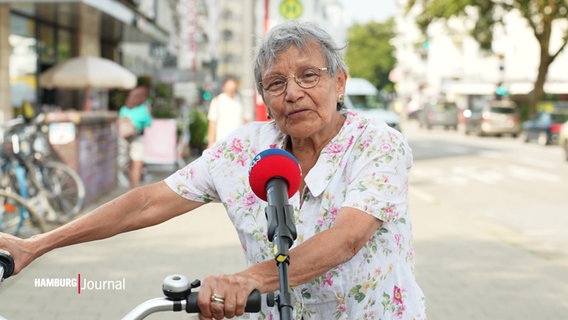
top-left (248, 149), bottom-right (301, 201)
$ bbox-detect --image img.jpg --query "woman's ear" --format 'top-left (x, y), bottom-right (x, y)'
top-left (336, 70), bottom-right (347, 96)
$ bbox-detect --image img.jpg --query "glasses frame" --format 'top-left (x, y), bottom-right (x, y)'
top-left (260, 66), bottom-right (329, 96)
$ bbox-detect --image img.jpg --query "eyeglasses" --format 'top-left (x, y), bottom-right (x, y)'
top-left (260, 66), bottom-right (329, 96)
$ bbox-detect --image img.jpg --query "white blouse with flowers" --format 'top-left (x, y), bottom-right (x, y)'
top-left (165, 110), bottom-right (426, 320)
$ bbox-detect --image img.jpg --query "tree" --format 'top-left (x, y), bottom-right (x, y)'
top-left (406, 0), bottom-right (568, 117)
top-left (344, 19), bottom-right (397, 93)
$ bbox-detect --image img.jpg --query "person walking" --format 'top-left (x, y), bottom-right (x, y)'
top-left (207, 76), bottom-right (252, 148)
top-left (118, 86), bottom-right (152, 188)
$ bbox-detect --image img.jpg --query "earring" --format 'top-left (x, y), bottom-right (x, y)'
top-left (266, 112), bottom-right (272, 119)
top-left (338, 93), bottom-right (344, 103)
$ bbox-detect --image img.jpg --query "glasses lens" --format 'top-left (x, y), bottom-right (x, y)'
top-left (263, 77), bottom-right (287, 95)
top-left (297, 68), bottom-right (321, 88)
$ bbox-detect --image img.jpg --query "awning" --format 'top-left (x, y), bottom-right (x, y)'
top-left (5, 0), bottom-right (169, 44)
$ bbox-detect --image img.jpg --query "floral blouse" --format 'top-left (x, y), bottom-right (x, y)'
top-left (165, 110), bottom-right (426, 319)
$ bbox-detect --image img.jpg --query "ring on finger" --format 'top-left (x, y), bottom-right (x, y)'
top-left (210, 293), bottom-right (225, 304)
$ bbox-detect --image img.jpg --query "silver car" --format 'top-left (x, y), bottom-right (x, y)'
top-left (464, 99), bottom-right (521, 137)
top-left (419, 101), bottom-right (459, 130)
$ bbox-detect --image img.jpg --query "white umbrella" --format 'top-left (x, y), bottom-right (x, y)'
top-left (39, 55), bottom-right (137, 109)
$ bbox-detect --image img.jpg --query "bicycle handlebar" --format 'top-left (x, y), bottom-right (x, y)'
top-left (0, 249), bottom-right (15, 281)
top-left (121, 274), bottom-right (264, 320)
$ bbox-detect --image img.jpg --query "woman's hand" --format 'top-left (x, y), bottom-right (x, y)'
top-left (0, 233), bottom-right (37, 276)
top-left (197, 273), bottom-right (260, 320)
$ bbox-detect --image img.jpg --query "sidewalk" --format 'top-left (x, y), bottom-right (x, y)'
top-left (1, 166), bottom-right (567, 319)
top-left (411, 193), bottom-right (568, 319)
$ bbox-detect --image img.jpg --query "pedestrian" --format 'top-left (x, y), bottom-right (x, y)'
top-left (118, 85), bottom-right (152, 188)
top-left (207, 76), bottom-right (252, 148)
top-left (0, 21), bottom-right (426, 319)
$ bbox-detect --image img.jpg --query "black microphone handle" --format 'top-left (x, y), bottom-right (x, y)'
top-left (266, 178), bottom-right (289, 215)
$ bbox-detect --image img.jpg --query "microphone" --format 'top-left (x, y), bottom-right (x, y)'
top-left (248, 148), bottom-right (301, 246)
top-left (249, 149), bottom-right (300, 319)
top-left (248, 149), bottom-right (301, 201)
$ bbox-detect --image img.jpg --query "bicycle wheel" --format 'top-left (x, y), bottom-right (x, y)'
top-left (0, 189), bottom-right (47, 238)
top-left (36, 161), bottom-right (86, 223)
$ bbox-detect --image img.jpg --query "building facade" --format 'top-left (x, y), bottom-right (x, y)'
top-left (0, 0), bottom-right (175, 121)
top-left (392, 0), bottom-right (568, 114)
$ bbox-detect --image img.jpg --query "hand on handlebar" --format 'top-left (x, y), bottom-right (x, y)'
top-left (0, 232), bottom-right (36, 276)
top-left (197, 273), bottom-right (261, 320)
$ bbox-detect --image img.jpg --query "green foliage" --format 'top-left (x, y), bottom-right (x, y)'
top-left (345, 19), bottom-right (397, 92)
top-left (189, 108), bottom-right (208, 149)
top-left (151, 83), bottom-right (178, 119)
top-left (405, 0), bottom-right (568, 116)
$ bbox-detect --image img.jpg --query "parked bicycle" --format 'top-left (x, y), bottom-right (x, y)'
top-left (0, 189), bottom-right (46, 237)
top-left (0, 115), bottom-right (86, 224)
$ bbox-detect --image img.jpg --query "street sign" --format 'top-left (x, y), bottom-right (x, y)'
top-left (280, 0), bottom-right (303, 20)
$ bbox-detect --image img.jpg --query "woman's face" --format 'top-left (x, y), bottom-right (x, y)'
top-left (261, 42), bottom-right (346, 139)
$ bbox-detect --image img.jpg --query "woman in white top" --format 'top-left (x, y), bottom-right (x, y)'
top-left (0, 21), bottom-right (426, 320)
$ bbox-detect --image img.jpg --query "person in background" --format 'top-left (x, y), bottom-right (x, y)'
top-left (0, 21), bottom-right (426, 320)
top-left (119, 86), bottom-right (152, 188)
top-left (207, 76), bottom-right (252, 148)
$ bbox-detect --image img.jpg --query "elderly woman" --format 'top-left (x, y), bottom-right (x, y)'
top-left (0, 21), bottom-right (426, 319)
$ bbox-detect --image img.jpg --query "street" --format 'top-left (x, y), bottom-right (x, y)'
top-left (405, 120), bottom-right (568, 319)
top-left (0, 120), bottom-right (567, 319)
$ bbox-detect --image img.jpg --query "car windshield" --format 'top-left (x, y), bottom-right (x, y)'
top-left (490, 107), bottom-right (517, 114)
top-left (431, 102), bottom-right (457, 111)
top-left (347, 94), bottom-right (386, 110)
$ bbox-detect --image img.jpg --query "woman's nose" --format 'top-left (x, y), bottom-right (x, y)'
top-left (284, 78), bottom-right (304, 100)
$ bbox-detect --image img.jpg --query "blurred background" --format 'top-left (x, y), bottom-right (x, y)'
top-left (1, 1), bottom-right (568, 319)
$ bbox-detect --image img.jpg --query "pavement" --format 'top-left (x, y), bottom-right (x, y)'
top-left (0, 162), bottom-right (567, 319)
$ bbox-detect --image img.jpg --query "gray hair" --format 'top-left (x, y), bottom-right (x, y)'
top-left (253, 21), bottom-right (348, 95)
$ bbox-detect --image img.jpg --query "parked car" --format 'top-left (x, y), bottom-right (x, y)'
top-left (344, 78), bottom-right (401, 131)
top-left (521, 111), bottom-right (568, 145)
top-left (464, 99), bottom-right (521, 137)
top-left (419, 101), bottom-right (459, 130)
top-left (559, 120), bottom-right (568, 161)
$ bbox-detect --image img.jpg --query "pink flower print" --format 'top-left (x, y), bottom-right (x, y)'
top-left (316, 217), bottom-right (327, 229)
top-left (337, 299), bottom-right (347, 313)
top-left (383, 205), bottom-right (395, 218)
top-left (322, 271), bottom-right (334, 287)
top-left (230, 138), bottom-right (244, 153)
top-left (211, 146), bottom-right (223, 159)
top-left (329, 206), bottom-right (339, 220)
top-left (394, 234), bottom-right (402, 247)
top-left (236, 154), bottom-right (247, 167)
top-left (380, 143), bottom-right (393, 153)
top-left (374, 267), bottom-right (382, 276)
top-left (395, 307), bottom-right (406, 318)
top-left (226, 197), bottom-right (237, 207)
top-left (328, 142), bottom-right (343, 154)
top-left (242, 193), bottom-right (258, 207)
top-left (393, 286), bottom-right (405, 305)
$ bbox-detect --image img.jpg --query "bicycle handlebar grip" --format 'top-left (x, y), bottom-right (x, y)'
top-left (0, 249), bottom-right (15, 279)
top-left (186, 289), bottom-right (262, 313)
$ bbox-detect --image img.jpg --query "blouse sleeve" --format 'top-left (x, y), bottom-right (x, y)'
top-left (164, 149), bottom-right (220, 203)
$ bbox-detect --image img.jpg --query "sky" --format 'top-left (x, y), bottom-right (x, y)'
top-left (339, 0), bottom-right (398, 25)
